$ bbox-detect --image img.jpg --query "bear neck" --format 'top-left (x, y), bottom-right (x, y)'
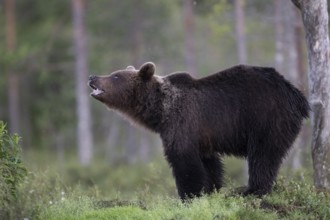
top-left (126, 84), bottom-right (165, 133)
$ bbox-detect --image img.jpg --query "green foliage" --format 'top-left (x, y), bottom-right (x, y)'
top-left (263, 178), bottom-right (330, 219)
top-left (208, 0), bottom-right (232, 38)
top-left (8, 171), bottom-right (68, 219)
top-left (0, 121), bottom-right (27, 218)
top-left (4, 150), bottom-right (326, 220)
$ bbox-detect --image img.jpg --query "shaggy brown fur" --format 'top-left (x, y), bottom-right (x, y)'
top-left (89, 62), bottom-right (309, 200)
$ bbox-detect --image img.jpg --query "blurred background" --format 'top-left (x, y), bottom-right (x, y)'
top-left (0, 0), bottom-right (314, 197)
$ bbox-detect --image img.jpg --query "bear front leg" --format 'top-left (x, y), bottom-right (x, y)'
top-left (166, 150), bottom-right (208, 200)
top-left (202, 154), bottom-right (224, 193)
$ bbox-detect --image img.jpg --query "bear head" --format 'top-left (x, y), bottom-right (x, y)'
top-left (88, 62), bottom-right (164, 131)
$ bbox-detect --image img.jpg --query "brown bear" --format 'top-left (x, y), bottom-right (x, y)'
top-left (88, 62), bottom-right (309, 200)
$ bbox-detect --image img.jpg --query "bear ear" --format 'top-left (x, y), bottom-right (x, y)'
top-left (126, 65), bottom-right (135, 70)
top-left (138, 62), bottom-right (155, 80)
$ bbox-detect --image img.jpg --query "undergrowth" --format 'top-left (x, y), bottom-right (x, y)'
top-left (1, 121), bottom-right (329, 219)
top-left (0, 122), bottom-right (27, 219)
top-left (37, 179), bottom-right (330, 220)
top-left (8, 170), bottom-right (329, 220)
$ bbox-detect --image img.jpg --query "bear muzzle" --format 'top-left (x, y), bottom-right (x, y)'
top-left (88, 75), bottom-right (105, 97)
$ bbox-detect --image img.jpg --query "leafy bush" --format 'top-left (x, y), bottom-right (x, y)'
top-left (0, 121), bottom-right (27, 218)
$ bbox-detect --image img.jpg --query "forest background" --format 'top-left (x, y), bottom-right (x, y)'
top-left (0, 0), bottom-right (324, 204)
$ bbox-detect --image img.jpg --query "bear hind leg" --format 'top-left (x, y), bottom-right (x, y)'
top-left (245, 152), bottom-right (284, 197)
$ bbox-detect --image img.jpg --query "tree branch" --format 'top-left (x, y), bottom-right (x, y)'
top-left (291, 0), bottom-right (301, 10)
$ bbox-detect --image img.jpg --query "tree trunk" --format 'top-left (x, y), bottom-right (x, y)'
top-left (5, 0), bottom-right (20, 134)
top-left (292, 0), bottom-right (330, 189)
top-left (183, 0), bottom-right (197, 76)
top-left (285, 3), bottom-right (298, 84)
top-left (274, 0), bottom-right (284, 73)
top-left (234, 0), bottom-right (248, 182)
top-left (234, 0), bottom-right (247, 64)
top-left (72, 0), bottom-right (93, 165)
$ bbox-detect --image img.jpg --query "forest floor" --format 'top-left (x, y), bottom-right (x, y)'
top-left (2, 151), bottom-right (329, 219)
top-left (37, 180), bottom-right (330, 220)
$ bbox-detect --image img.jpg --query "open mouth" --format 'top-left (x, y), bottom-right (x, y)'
top-left (88, 81), bottom-right (104, 96)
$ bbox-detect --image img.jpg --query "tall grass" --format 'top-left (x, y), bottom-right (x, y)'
top-left (1, 123), bottom-right (327, 219)
top-left (38, 179), bottom-right (330, 220)
top-left (9, 153), bottom-right (330, 220)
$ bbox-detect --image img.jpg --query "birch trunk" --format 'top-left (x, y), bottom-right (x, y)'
top-left (183, 0), bottom-right (197, 76)
top-left (274, 0), bottom-right (284, 73)
top-left (234, 0), bottom-right (247, 64)
top-left (292, 0), bottom-right (330, 188)
top-left (72, 0), bottom-right (93, 165)
top-left (5, 0), bottom-right (20, 134)
top-left (233, 0), bottom-right (248, 182)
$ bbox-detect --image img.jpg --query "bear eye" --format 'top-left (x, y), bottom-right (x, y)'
top-left (112, 74), bottom-right (120, 80)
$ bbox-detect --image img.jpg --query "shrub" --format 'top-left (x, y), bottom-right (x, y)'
top-left (0, 121), bottom-right (27, 218)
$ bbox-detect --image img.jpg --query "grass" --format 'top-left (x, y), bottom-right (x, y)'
top-left (37, 180), bottom-right (330, 220)
top-left (1, 148), bottom-right (327, 219)
top-left (39, 193), bottom-right (270, 220)
top-left (12, 167), bottom-right (324, 220)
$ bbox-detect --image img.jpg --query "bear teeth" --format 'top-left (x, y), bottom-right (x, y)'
top-left (92, 88), bottom-right (104, 96)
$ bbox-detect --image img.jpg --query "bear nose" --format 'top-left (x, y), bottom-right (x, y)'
top-left (89, 75), bottom-right (96, 81)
